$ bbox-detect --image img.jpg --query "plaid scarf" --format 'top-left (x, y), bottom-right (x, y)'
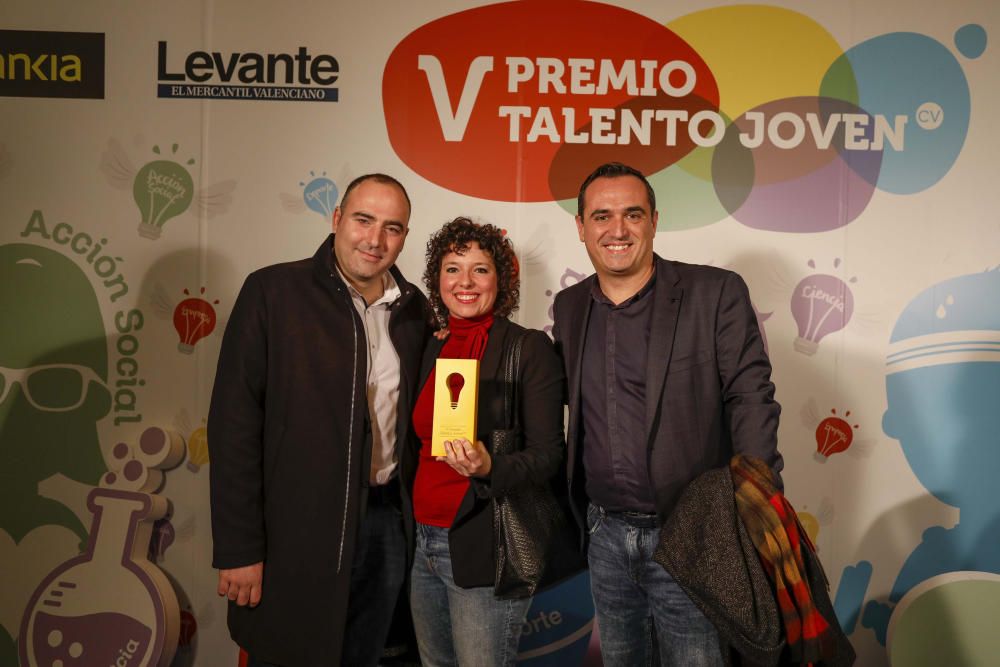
top-left (730, 455), bottom-right (835, 664)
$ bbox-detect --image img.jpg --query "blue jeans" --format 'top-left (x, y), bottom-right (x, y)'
top-left (251, 502), bottom-right (407, 667)
top-left (410, 523), bottom-right (531, 667)
top-left (587, 503), bottom-right (724, 667)
top-left (343, 501), bottom-right (407, 666)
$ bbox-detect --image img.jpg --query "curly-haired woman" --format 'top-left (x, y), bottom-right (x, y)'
top-left (402, 217), bottom-right (567, 667)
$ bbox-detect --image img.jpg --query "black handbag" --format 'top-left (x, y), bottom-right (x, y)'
top-left (491, 331), bottom-right (583, 600)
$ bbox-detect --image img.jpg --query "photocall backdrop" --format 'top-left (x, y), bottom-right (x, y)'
top-left (1, 1), bottom-right (998, 665)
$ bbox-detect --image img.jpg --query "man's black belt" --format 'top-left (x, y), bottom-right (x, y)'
top-left (367, 477), bottom-right (400, 507)
top-left (604, 507), bottom-right (659, 528)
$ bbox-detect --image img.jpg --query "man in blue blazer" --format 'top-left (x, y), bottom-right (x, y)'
top-left (552, 162), bottom-right (784, 666)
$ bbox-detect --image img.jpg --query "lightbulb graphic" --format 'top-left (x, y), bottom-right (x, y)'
top-left (790, 265), bottom-right (855, 355)
top-left (798, 511), bottom-right (820, 545)
top-left (186, 424), bottom-right (209, 472)
top-left (149, 518), bottom-right (175, 560)
top-left (303, 172), bottom-right (338, 218)
top-left (132, 144), bottom-right (195, 240)
top-left (814, 409), bottom-right (859, 462)
top-left (796, 498), bottom-right (833, 549)
top-left (446, 372), bottom-right (465, 409)
top-left (173, 288), bottom-right (219, 353)
top-left (543, 267), bottom-right (587, 336)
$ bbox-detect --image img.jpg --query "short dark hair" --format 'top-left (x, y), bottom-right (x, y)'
top-left (423, 217), bottom-right (520, 324)
top-left (576, 162), bottom-right (656, 218)
top-left (339, 173), bottom-right (412, 217)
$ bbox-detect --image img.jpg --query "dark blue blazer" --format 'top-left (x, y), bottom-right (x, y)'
top-left (552, 254), bottom-right (783, 537)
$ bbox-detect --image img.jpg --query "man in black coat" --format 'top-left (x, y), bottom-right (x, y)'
top-left (208, 174), bottom-right (431, 666)
top-left (552, 163), bottom-right (784, 666)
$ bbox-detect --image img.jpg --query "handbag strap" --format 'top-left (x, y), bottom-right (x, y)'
top-left (501, 330), bottom-right (527, 431)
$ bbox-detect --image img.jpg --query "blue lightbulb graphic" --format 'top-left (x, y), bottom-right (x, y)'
top-left (301, 172), bottom-right (338, 218)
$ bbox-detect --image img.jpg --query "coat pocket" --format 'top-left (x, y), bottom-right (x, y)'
top-left (666, 348), bottom-right (712, 374)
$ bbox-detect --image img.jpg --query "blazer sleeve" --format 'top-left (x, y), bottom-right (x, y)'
top-left (484, 329), bottom-right (567, 497)
top-left (551, 292), bottom-right (565, 354)
top-left (715, 272), bottom-right (784, 484)
top-left (208, 272), bottom-right (269, 568)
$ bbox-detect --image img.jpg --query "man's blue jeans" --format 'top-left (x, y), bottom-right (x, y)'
top-left (343, 501), bottom-right (407, 665)
top-left (586, 503), bottom-right (724, 667)
top-left (410, 523), bottom-right (531, 667)
top-left (248, 500), bottom-right (406, 667)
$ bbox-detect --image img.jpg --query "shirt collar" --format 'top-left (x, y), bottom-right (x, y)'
top-left (590, 264), bottom-right (657, 308)
top-left (336, 265), bottom-right (401, 307)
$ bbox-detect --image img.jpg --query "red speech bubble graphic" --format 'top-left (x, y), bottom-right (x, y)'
top-left (383, 0), bottom-right (718, 202)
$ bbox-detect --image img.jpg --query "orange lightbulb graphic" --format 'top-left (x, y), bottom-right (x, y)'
top-left (178, 608), bottom-right (198, 647)
top-left (445, 372), bottom-right (465, 409)
top-left (173, 287), bottom-right (219, 354)
top-left (814, 409), bottom-right (858, 462)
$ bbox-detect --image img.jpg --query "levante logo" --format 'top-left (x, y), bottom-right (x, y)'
top-left (0, 30), bottom-right (105, 99)
top-left (156, 42), bottom-right (338, 102)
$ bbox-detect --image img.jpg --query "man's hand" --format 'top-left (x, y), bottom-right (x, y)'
top-left (438, 438), bottom-right (492, 478)
top-left (218, 562), bottom-right (264, 607)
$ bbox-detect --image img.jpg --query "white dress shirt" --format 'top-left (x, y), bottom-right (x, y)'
top-left (337, 267), bottom-right (402, 485)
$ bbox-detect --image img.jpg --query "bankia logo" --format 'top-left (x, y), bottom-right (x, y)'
top-left (156, 42), bottom-right (338, 102)
top-left (0, 30), bottom-right (105, 99)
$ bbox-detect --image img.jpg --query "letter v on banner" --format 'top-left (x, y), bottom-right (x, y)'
top-left (417, 55), bottom-right (493, 141)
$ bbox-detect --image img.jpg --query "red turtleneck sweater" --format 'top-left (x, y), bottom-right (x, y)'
top-left (412, 313), bottom-right (493, 527)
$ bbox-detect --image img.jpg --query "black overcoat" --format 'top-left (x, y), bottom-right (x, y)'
top-left (208, 235), bottom-right (430, 666)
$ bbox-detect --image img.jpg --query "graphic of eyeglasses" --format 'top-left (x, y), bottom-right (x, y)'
top-left (0, 364), bottom-right (107, 412)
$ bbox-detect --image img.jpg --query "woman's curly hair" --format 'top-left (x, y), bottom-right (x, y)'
top-left (424, 217), bottom-right (520, 325)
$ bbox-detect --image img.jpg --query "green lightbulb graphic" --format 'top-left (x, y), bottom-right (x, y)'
top-left (132, 144), bottom-right (195, 240)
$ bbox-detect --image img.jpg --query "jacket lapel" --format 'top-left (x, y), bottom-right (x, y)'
top-left (565, 277), bottom-right (594, 418)
top-left (479, 318), bottom-right (509, 386)
top-left (561, 278), bottom-right (594, 483)
top-left (418, 334), bottom-right (446, 392)
top-left (645, 257), bottom-right (683, 445)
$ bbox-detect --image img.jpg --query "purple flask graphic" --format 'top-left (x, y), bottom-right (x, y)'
top-left (19, 427), bottom-right (184, 667)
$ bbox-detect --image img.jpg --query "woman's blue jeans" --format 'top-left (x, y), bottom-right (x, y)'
top-left (410, 522), bottom-right (531, 667)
